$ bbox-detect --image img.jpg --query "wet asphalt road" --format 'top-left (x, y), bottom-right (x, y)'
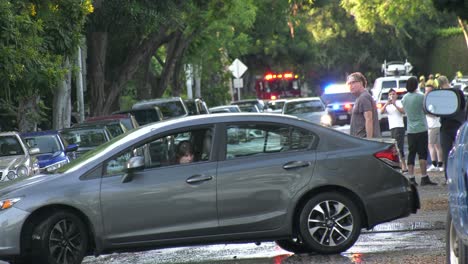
top-left (80, 227), bottom-right (445, 264)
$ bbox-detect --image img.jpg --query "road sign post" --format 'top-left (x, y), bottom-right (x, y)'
top-left (229, 59), bottom-right (248, 101)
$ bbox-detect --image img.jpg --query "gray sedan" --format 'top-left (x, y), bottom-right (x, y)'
top-left (0, 114), bottom-right (419, 264)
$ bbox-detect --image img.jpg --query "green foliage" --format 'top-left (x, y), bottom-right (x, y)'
top-left (432, 0), bottom-right (468, 20)
top-left (427, 34), bottom-right (468, 77)
top-left (434, 27), bottom-right (463, 37)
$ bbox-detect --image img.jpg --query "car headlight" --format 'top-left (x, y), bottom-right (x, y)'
top-left (320, 114), bottom-right (332, 127)
top-left (45, 160), bottom-right (68, 173)
top-left (7, 171), bottom-right (16, 180)
top-left (0, 197), bottom-right (21, 210)
top-left (17, 166), bottom-right (29, 178)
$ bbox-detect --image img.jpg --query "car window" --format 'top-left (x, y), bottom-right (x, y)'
top-left (321, 93), bottom-right (356, 104)
top-left (61, 129), bottom-right (107, 148)
top-left (105, 123), bottom-right (125, 138)
top-left (382, 81), bottom-right (397, 89)
top-left (24, 135), bottom-right (61, 154)
top-left (104, 150), bottom-right (134, 176)
top-left (284, 100), bottom-right (325, 114)
top-left (145, 127), bottom-right (213, 168)
top-left (0, 136), bottom-right (24, 156)
top-left (157, 101), bottom-right (186, 118)
top-left (226, 124), bottom-right (315, 159)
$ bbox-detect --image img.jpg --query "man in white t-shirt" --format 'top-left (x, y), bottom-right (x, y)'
top-left (381, 88), bottom-right (408, 172)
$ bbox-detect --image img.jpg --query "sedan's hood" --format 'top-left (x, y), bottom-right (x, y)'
top-left (35, 152), bottom-right (66, 167)
top-left (0, 155), bottom-right (26, 170)
top-left (0, 173), bottom-right (60, 197)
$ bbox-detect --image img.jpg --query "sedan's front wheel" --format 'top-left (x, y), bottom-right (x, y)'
top-left (31, 211), bottom-right (89, 264)
top-left (298, 192), bottom-right (361, 254)
top-left (447, 211), bottom-right (468, 263)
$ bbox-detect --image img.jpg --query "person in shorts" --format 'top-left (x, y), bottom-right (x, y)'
top-left (402, 76), bottom-right (437, 186)
top-left (424, 81), bottom-right (443, 172)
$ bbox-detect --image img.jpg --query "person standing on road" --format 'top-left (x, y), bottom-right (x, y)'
top-left (438, 75), bottom-right (466, 183)
top-left (347, 72), bottom-right (381, 139)
top-left (380, 88), bottom-right (408, 173)
top-left (402, 76), bottom-right (437, 186)
top-left (424, 81), bottom-right (444, 172)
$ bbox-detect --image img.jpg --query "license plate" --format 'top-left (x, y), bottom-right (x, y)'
top-left (338, 115), bottom-right (348, 120)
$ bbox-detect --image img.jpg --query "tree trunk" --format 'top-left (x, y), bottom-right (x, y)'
top-left (53, 58), bottom-right (72, 130)
top-left (76, 45), bottom-right (85, 123)
top-left (153, 30), bottom-right (192, 98)
top-left (88, 32), bottom-right (108, 117)
top-left (101, 28), bottom-right (172, 115)
top-left (458, 17), bottom-right (468, 49)
top-left (17, 95), bottom-right (40, 132)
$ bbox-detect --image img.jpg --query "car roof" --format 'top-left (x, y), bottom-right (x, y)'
top-left (21, 130), bottom-right (59, 137)
top-left (85, 114), bottom-right (130, 122)
top-left (133, 97), bottom-right (183, 106)
top-left (0, 131), bottom-right (20, 137)
top-left (284, 97), bottom-right (322, 103)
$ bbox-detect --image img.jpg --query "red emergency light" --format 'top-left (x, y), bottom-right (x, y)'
top-left (264, 72), bottom-right (297, 80)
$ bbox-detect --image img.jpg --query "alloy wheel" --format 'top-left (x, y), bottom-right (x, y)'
top-left (307, 200), bottom-right (353, 247)
top-left (48, 219), bottom-right (85, 264)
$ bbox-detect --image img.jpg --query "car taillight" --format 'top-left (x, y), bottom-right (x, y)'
top-left (374, 145), bottom-right (400, 168)
top-left (344, 103), bottom-right (352, 110)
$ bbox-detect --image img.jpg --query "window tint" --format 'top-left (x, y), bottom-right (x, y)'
top-left (24, 135), bottom-right (61, 154)
top-left (284, 100), bottom-right (325, 114)
top-left (226, 124), bottom-right (315, 159)
top-left (145, 127), bottom-right (213, 168)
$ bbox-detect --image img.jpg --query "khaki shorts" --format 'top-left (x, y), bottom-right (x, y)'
top-left (428, 127), bottom-right (440, 144)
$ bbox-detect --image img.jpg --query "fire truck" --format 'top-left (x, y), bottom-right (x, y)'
top-left (255, 72), bottom-right (302, 100)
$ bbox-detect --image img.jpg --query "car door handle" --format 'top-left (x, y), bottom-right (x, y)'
top-left (186, 175), bottom-right (213, 184)
top-left (283, 161), bottom-right (310, 170)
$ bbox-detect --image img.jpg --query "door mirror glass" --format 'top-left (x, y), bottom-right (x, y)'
top-left (125, 156), bottom-right (144, 172)
top-left (424, 89), bottom-right (460, 116)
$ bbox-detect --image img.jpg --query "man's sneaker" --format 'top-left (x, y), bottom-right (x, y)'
top-left (409, 177), bottom-right (418, 186)
top-left (427, 165), bottom-right (438, 172)
top-left (420, 176), bottom-right (437, 186)
top-left (439, 167), bottom-right (444, 172)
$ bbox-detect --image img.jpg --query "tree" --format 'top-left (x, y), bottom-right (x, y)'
top-left (0, 0), bottom-right (91, 131)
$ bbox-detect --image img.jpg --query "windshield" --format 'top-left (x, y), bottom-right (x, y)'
top-left (284, 100), bottom-right (325, 114)
top-left (380, 91), bottom-right (407, 101)
top-left (157, 101), bottom-right (187, 119)
top-left (267, 101), bottom-right (285, 110)
top-left (61, 128), bottom-right (108, 148)
top-left (0, 136), bottom-right (24, 157)
top-left (321, 93), bottom-right (356, 104)
top-left (23, 135), bottom-right (61, 154)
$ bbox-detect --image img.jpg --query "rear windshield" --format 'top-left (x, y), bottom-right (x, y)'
top-left (156, 102), bottom-right (186, 119)
top-left (284, 100), bottom-right (325, 114)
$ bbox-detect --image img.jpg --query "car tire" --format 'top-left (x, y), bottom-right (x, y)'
top-left (275, 237), bottom-right (314, 254)
top-left (447, 211), bottom-right (468, 264)
top-left (298, 192), bottom-right (361, 254)
top-left (31, 211), bottom-right (89, 264)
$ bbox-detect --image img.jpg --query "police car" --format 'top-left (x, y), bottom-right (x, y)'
top-left (320, 83), bottom-right (356, 126)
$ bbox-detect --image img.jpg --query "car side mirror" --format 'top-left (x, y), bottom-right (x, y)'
top-left (424, 89), bottom-right (460, 116)
top-left (65, 143), bottom-right (79, 153)
top-left (122, 156), bottom-right (145, 183)
top-left (29, 147), bottom-right (40, 155)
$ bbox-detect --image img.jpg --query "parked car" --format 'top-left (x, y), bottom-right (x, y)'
top-left (282, 97), bottom-right (329, 125)
top-left (209, 105), bottom-right (241, 114)
top-left (133, 97), bottom-right (188, 120)
top-left (21, 130), bottom-right (78, 174)
top-left (114, 106), bottom-right (163, 126)
top-left (320, 83), bottom-right (356, 126)
top-left (231, 99), bottom-right (266, 112)
top-left (184, 98), bottom-right (210, 115)
top-left (425, 89), bottom-right (468, 264)
top-left (0, 113), bottom-right (419, 264)
top-left (59, 125), bottom-right (112, 157)
top-left (0, 132), bottom-right (39, 181)
top-left (84, 113), bottom-right (139, 131)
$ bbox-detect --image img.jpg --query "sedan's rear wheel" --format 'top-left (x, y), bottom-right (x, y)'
top-left (298, 192), bottom-right (361, 254)
top-left (447, 211), bottom-right (468, 264)
top-left (31, 211), bottom-right (88, 264)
